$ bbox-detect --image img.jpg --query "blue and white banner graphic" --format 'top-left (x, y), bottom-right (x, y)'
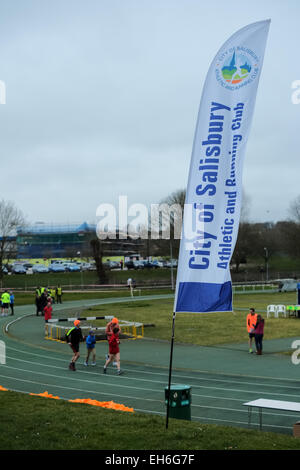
top-left (174, 20), bottom-right (270, 313)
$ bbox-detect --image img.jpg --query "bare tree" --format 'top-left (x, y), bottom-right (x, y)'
top-left (0, 200), bottom-right (25, 278)
top-left (240, 190), bottom-right (251, 222)
top-left (90, 238), bottom-right (108, 284)
top-left (288, 195), bottom-right (300, 223)
top-left (150, 188), bottom-right (186, 258)
top-left (231, 190), bottom-right (253, 272)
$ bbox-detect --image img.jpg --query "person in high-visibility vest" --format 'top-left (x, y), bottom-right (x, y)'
top-left (1, 290), bottom-right (11, 317)
top-left (35, 286), bottom-right (41, 316)
top-left (50, 287), bottom-right (56, 304)
top-left (246, 307), bottom-right (257, 354)
top-left (56, 285), bottom-right (62, 304)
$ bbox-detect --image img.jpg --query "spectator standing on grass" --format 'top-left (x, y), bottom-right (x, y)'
top-left (103, 326), bottom-right (123, 375)
top-left (84, 330), bottom-right (96, 366)
top-left (9, 291), bottom-right (14, 316)
top-left (246, 307), bottom-right (257, 354)
top-left (67, 319), bottom-right (84, 371)
top-left (254, 314), bottom-right (265, 355)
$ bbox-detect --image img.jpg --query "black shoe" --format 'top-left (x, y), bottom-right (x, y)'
top-left (103, 367), bottom-right (107, 374)
top-left (117, 370), bottom-right (123, 376)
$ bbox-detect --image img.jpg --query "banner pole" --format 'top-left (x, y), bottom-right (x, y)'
top-left (166, 311), bottom-right (176, 429)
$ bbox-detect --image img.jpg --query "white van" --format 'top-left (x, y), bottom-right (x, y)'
top-left (276, 279), bottom-right (299, 292)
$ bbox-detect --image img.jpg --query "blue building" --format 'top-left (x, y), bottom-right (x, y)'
top-left (16, 222), bottom-right (96, 259)
top-left (16, 222), bottom-right (144, 259)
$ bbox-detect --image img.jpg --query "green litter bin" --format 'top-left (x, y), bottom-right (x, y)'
top-left (165, 384), bottom-right (191, 421)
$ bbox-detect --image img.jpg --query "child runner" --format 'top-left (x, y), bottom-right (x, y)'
top-left (103, 327), bottom-right (123, 375)
top-left (84, 330), bottom-right (96, 366)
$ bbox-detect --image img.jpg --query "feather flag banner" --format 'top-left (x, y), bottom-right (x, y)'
top-left (174, 20), bottom-right (270, 313)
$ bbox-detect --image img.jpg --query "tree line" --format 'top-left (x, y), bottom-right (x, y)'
top-left (1, 193), bottom-right (300, 283)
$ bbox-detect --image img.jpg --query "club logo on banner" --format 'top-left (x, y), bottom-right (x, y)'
top-left (215, 47), bottom-right (260, 90)
top-left (174, 20), bottom-right (271, 314)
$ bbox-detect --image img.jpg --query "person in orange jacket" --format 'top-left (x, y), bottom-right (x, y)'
top-left (103, 326), bottom-right (123, 375)
top-left (105, 317), bottom-right (121, 364)
top-left (246, 307), bottom-right (257, 354)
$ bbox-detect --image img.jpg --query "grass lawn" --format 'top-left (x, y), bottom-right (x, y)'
top-left (11, 287), bottom-right (173, 307)
top-left (2, 289), bottom-right (300, 450)
top-left (1, 268), bottom-right (175, 290)
top-left (82, 291), bottom-right (300, 347)
top-left (1, 390), bottom-right (300, 450)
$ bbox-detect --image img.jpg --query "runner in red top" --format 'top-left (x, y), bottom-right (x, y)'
top-left (44, 301), bottom-right (52, 322)
top-left (44, 301), bottom-right (53, 337)
top-left (103, 327), bottom-right (123, 375)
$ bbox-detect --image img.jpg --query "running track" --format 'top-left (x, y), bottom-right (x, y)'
top-left (1, 295), bottom-right (300, 434)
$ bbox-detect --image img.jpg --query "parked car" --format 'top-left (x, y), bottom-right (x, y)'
top-left (64, 263), bottom-right (81, 272)
top-left (102, 260), bottom-right (119, 270)
top-left (80, 262), bottom-right (92, 271)
top-left (275, 278), bottom-right (299, 292)
top-left (152, 260), bottom-right (164, 268)
top-left (125, 260), bottom-right (140, 270)
top-left (12, 264), bottom-right (27, 274)
top-left (141, 260), bottom-right (159, 269)
top-left (110, 261), bottom-right (121, 269)
top-left (49, 264), bottom-right (66, 273)
top-left (135, 260), bottom-right (146, 269)
top-left (32, 264), bottom-right (49, 273)
top-left (165, 259), bottom-right (178, 268)
top-left (23, 263), bottom-right (33, 269)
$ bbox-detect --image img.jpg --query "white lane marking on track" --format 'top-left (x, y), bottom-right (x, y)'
top-left (0, 373), bottom-right (162, 404)
top-left (6, 343), bottom-right (300, 388)
top-left (5, 354), bottom-right (300, 401)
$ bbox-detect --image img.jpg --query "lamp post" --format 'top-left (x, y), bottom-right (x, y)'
top-left (77, 251), bottom-right (83, 288)
top-left (264, 247), bottom-right (269, 282)
top-left (170, 239), bottom-right (174, 290)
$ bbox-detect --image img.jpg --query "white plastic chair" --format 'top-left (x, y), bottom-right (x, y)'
top-left (267, 305), bottom-right (277, 318)
top-left (276, 305), bottom-right (286, 318)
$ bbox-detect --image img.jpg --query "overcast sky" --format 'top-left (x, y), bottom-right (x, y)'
top-left (0, 0), bottom-right (299, 226)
